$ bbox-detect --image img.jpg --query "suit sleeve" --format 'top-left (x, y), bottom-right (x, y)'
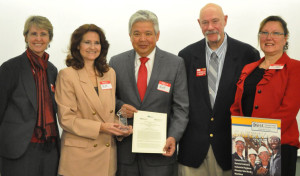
top-left (0, 61), bottom-right (15, 125)
top-left (55, 69), bottom-right (101, 139)
top-left (168, 58), bottom-right (189, 142)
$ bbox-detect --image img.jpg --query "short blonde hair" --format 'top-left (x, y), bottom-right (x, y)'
top-left (23, 15), bottom-right (53, 41)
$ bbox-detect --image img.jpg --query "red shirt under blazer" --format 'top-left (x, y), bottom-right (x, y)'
top-left (231, 52), bottom-right (300, 148)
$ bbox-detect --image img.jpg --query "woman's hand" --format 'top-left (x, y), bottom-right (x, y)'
top-left (100, 122), bottom-right (132, 136)
top-left (120, 125), bottom-right (133, 137)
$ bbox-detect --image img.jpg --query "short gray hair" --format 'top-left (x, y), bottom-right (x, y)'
top-left (128, 10), bottom-right (159, 35)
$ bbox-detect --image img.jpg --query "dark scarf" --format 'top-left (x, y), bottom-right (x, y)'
top-left (26, 48), bottom-right (57, 144)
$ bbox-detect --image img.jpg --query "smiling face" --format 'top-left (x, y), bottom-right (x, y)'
top-left (25, 25), bottom-right (50, 57)
top-left (235, 141), bottom-right (245, 154)
top-left (259, 21), bottom-right (287, 57)
top-left (259, 151), bottom-right (269, 162)
top-left (130, 21), bottom-right (159, 57)
top-left (249, 154), bottom-right (256, 163)
top-left (78, 31), bottom-right (101, 63)
top-left (268, 136), bottom-right (280, 151)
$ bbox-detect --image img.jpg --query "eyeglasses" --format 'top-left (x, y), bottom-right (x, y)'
top-left (259, 31), bottom-right (285, 38)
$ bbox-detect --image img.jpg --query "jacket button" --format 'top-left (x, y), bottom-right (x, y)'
top-left (94, 144), bottom-right (98, 147)
top-left (211, 117), bottom-right (214, 121)
top-left (258, 90), bottom-right (261, 93)
top-left (105, 143), bottom-right (110, 147)
top-left (255, 105), bottom-right (258, 109)
top-left (92, 112), bottom-right (96, 115)
top-left (110, 110), bottom-right (114, 113)
top-left (210, 134), bottom-right (213, 138)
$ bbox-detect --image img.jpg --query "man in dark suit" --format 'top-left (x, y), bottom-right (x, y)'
top-left (0, 16), bottom-right (60, 176)
top-left (109, 10), bottom-right (189, 176)
top-left (177, 3), bottom-right (260, 176)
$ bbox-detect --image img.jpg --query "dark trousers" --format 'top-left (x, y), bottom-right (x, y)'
top-left (1, 142), bottom-right (59, 176)
top-left (281, 144), bottom-right (298, 176)
top-left (117, 154), bottom-right (177, 176)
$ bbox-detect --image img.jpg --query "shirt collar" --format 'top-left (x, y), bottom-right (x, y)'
top-left (135, 47), bottom-right (156, 63)
top-left (206, 33), bottom-right (228, 59)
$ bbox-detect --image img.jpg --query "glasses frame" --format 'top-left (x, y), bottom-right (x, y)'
top-left (259, 31), bottom-right (285, 39)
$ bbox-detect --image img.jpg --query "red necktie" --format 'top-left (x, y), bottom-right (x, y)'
top-left (137, 57), bottom-right (149, 102)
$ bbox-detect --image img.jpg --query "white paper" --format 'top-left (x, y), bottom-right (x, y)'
top-left (132, 110), bottom-right (167, 154)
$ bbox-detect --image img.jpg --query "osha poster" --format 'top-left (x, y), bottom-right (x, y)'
top-left (232, 116), bottom-right (281, 176)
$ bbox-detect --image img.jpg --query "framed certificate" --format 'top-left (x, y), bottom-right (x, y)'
top-left (132, 110), bottom-right (167, 154)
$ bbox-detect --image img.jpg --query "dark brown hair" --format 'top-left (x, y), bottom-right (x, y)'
top-left (66, 24), bottom-right (109, 76)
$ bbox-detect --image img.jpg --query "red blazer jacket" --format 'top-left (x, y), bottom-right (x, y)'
top-left (231, 52), bottom-right (300, 147)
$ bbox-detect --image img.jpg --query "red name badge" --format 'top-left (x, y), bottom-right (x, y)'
top-left (269, 64), bottom-right (284, 69)
top-left (157, 81), bottom-right (171, 93)
top-left (196, 68), bottom-right (206, 77)
top-left (100, 81), bottom-right (112, 90)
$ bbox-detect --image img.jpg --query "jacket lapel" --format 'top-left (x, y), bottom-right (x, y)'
top-left (21, 53), bottom-right (37, 112)
top-left (126, 50), bottom-right (142, 103)
top-left (214, 37), bottom-right (240, 108)
top-left (77, 69), bottom-right (108, 122)
top-left (258, 52), bottom-right (289, 86)
top-left (192, 41), bottom-right (211, 109)
top-left (143, 47), bottom-right (162, 102)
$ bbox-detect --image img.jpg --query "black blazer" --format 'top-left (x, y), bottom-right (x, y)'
top-left (178, 36), bottom-right (260, 170)
top-left (0, 52), bottom-right (60, 159)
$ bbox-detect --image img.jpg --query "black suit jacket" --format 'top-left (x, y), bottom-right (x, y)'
top-left (178, 36), bottom-right (260, 170)
top-left (0, 52), bottom-right (60, 159)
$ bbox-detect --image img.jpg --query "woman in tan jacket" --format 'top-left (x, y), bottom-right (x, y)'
top-left (55, 24), bottom-right (131, 176)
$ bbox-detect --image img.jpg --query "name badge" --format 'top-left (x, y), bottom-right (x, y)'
top-left (269, 64), bottom-right (284, 69)
top-left (196, 68), bottom-right (206, 77)
top-left (157, 81), bottom-right (171, 93)
top-left (100, 81), bottom-right (112, 90)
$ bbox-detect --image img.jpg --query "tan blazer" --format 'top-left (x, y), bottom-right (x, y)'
top-left (55, 67), bottom-right (117, 176)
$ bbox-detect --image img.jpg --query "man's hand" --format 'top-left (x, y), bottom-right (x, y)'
top-left (121, 104), bottom-right (138, 118)
top-left (163, 137), bottom-right (176, 157)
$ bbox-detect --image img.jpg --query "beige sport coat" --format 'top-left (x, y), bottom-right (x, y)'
top-left (55, 67), bottom-right (117, 176)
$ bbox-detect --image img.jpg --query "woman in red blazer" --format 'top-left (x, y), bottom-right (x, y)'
top-left (230, 16), bottom-right (300, 176)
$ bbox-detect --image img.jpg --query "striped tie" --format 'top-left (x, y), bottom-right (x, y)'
top-left (208, 52), bottom-right (219, 108)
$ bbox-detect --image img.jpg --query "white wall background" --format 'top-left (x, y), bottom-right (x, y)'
top-left (0, 0), bottom-right (300, 154)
